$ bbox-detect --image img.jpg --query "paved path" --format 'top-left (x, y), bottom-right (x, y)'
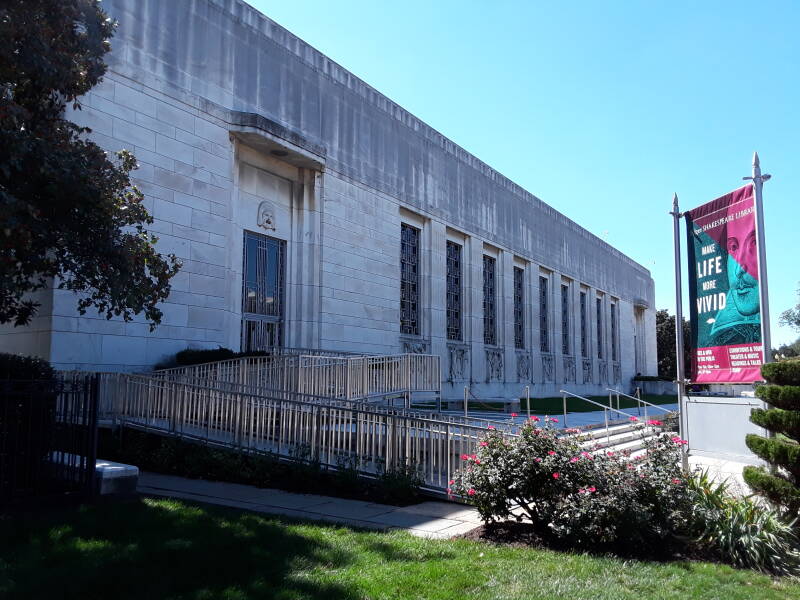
top-left (138, 472), bottom-right (482, 539)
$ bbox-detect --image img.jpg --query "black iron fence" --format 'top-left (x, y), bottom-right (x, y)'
top-left (0, 373), bottom-right (99, 508)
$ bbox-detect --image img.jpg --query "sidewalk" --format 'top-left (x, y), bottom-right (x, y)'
top-left (137, 472), bottom-right (482, 539)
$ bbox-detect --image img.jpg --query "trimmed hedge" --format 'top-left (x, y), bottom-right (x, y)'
top-left (99, 428), bottom-right (422, 506)
top-left (0, 353), bottom-right (55, 381)
top-left (746, 358), bottom-right (800, 516)
top-left (760, 359), bottom-right (800, 386)
top-left (755, 385), bottom-right (800, 411)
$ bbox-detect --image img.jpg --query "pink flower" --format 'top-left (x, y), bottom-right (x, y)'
top-left (548, 451), bottom-right (556, 456)
top-left (586, 486), bottom-right (596, 493)
top-left (530, 416), bottom-right (540, 422)
top-left (468, 488), bottom-right (476, 496)
top-left (461, 454), bottom-right (469, 460)
top-left (479, 441), bottom-right (488, 447)
top-left (552, 473), bottom-right (560, 479)
top-left (672, 478), bottom-right (681, 485)
top-left (580, 451), bottom-right (591, 457)
top-left (488, 425), bottom-right (495, 430)
top-left (448, 480), bottom-right (455, 485)
top-left (646, 419), bottom-right (663, 426)
top-left (446, 488), bottom-right (452, 494)
top-left (551, 418), bottom-right (559, 423)
top-left (510, 413), bottom-right (518, 418)
top-left (474, 458), bottom-right (481, 465)
top-left (627, 464), bottom-right (635, 470)
top-left (570, 457), bottom-right (579, 463)
top-left (578, 488), bottom-right (585, 494)
top-left (670, 436), bottom-right (688, 445)
top-left (534, 457), bottom-right (542, 463)
top-left (628, 416), bottom-right (639, 422)
top-left (470, 454), bottom-right (477, 460)
top-left (606, 451), bottom-right (614, 457)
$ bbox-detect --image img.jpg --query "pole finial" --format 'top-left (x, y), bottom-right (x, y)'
top-left (753, 151), bottom-right (760, 167)
top-left (672, 193), bottom-right (679, 211)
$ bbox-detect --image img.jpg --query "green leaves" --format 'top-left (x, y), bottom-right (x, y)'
top-left (0, 1), bottom-right (180, 328)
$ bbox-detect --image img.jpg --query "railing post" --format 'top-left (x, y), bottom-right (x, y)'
top-left (525, 385), bottom-right (530, 420)
top-left (562, 392), bottom-right (568, 428)
top-left (464, 386), bottom-right (468, 418)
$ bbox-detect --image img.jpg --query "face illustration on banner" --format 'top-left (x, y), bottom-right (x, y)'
top-left (709, 200), bottom-right (761, 345)
top-left (725, 203), bottom-right (759, 316)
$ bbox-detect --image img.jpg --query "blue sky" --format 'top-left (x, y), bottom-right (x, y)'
top-left (252, 0), bottom-right (799, 347)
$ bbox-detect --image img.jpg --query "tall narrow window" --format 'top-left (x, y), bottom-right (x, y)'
top-left (446, 241), bottom-right (462, 341)
top-left (400, 224), bottom-right (420, 335)
top-left (483, 256), bottom-right (496, 345)
top-left (514, 267), bottom-right (525, 349)
top-left (580, 291), bottom-right (588, 358)
top-left (539, 276), bottom-right (550, 353)
top-left (596, 297), bottom-right (604, 359)
top-left (242, 231), bottom-right (286, 351)
top-left (611, 301), bottom-right (619, 361)
top-left (561, 284), bottom-right (571, 355)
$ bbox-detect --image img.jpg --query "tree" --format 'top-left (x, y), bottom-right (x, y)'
top-left (743, 360), bottom-right (800, 517)
top-left (0, 0), bottom-right (179, 328)
top-left (780, 283), bottom-right (800, 333)
top-left (655, 309), bottom-right (691, 380)
top-left (773, 338), bottom-right (800, 360)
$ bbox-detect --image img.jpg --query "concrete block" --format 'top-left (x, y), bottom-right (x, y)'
top-left (192, 180), bottom-right (230, 204)
top-left (135, 112), bottom-right (176, 137)
top-left (191, 209), bottom-right (226, 233)
top-left (154, 198), bottom-right (192, 226)
top-left (190, 241), bottom-right (226, 266)
top-left (114, 83), bottom-right (157, 116)
top-left (95, 460), bottom-right (139, 495)
top-left (155, 134), bottom-right (194, 164)
top-left (189, 273), bottom-right (226, 297)
top-left (194, 117), bottom-right (230, 146)
top-left (154, 168), bottom-right (193, 194)
top-left (188, 305), bottom-right (224, 329)
top-left (113, 118), bottom-right (156, 152)
top-left (156, 102), bottom-right (195, 133)
top-left (194, 147), bottom-right (229, 178)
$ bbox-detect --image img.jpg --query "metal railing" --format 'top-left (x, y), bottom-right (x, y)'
top-left (107, 374), bottom-right (508, 493)
top-left (152, 353), bottom-right (441, 403)
top-left (606, 388), bottom-right (678, 424)
top-left (560, 389), bottom-right (642, 447)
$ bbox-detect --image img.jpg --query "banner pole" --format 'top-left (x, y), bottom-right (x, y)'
top-left (748, 152), bottom-right (772, 365)
top-left (670, 193), bottom-right (689, 471)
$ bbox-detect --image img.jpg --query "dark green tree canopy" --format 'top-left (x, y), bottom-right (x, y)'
top-left (0, 0), bottom-right (179, 328)
top-left (655, 309), bottom-right (691, 380)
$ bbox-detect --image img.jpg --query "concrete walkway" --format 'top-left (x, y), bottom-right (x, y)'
top-left (138, 472), bottom-right (482, 539)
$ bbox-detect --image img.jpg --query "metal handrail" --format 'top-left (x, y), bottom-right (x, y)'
top-left (560, 389), bottom-right (641, 447)
top-left (606, 388), bottom-right (677, 424)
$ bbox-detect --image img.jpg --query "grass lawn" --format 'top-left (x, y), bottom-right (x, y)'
top-left (1, 497), bottom-right (797, 600)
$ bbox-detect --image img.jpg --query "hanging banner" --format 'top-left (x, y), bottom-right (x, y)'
top-left (685, 184), bottom-right (764, 383)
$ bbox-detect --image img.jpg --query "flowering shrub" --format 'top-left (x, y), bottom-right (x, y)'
top-left (451, 419), bottom-right (693, 553)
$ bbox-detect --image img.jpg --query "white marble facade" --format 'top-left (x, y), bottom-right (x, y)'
top-left (0, 0), bottom-right (658, 400)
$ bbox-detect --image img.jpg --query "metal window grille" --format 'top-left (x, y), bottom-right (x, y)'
top-left (611, 301), bottom-right (618, 361)
top-left (596, 297), bottom-right (604, 359)
top-left (539, 276), bottom-right (549, 353)
top-left (580, 291), bottom-right (588, 358)
top-left (242, 231), bottom-right (286, 351)
top-left (446, 241), bottom-right (462, 341)
top-left (483, 256), bottom-right (496, 346)
top-left (400, 224), bottom-right (420, 336)
top-left (561, 284), bottom-right (571, 355)
top-left (514, 267), bottom-right (525, 349)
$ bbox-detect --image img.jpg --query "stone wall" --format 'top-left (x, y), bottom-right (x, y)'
top-left (0, 0), bottom-right (658, 398)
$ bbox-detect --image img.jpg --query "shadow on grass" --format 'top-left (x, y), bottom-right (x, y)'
top-left (0, 497), bottom-right (370, 600)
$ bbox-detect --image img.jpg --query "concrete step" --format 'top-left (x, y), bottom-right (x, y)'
top-left (578, 427), bottom-right (654, 452)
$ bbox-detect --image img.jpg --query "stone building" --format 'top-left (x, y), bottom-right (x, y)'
top-left (1, 0), bottom-right (657, 401)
